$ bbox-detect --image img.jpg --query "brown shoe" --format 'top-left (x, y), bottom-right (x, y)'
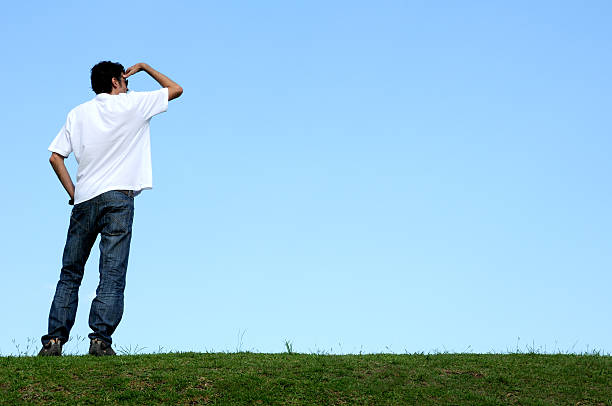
top-left (38, 338), bottom-right (62, 356)
top-left (89, 338), bottom-right (117, 356)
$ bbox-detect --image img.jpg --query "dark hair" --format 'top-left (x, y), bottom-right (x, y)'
top-left (90, 61), bottom-right (125, 94)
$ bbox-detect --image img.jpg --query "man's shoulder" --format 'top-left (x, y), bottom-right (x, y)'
top-left (126, 88), bottom-right (167, 98)
top-left (69, 98), bottom-right (96, 115)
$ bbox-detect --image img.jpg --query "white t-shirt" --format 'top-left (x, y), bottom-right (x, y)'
top-left (48, 87), bottom-right (169, 204)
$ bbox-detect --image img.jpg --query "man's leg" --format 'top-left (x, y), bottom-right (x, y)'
top-left (88, 191), bottom-right (134, 345)
top-left (42, 202), bottom-right (98, 347)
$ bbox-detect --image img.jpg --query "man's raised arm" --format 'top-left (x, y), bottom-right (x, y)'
top-left (123, 63), bottom-right (183, 101)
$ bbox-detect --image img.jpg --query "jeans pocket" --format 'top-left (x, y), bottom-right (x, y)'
top-left (104, 204), bottom-right (133, 236)
top-left (70, 205), bottom-right (90, 231)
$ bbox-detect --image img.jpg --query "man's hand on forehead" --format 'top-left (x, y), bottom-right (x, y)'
top-left (124, 63), bottom-right (147, 79)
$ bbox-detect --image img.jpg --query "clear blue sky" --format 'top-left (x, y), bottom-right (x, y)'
top-left (1, 1), bottom-right (610, 356)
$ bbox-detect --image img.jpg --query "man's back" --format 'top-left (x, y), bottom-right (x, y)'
top-left (49, 88), bottom-right (169, 204)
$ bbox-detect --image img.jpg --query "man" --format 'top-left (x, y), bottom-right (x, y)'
top-left (39, 61), bottom-right (183, 356)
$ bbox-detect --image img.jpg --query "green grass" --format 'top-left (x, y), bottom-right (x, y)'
top-left (1, 340), bottom-right (610, 405)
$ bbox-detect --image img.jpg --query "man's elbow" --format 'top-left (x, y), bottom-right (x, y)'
top-left (169, 86), bottom-right (183, 101)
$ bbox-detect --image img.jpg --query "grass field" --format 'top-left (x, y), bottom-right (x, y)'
top-left (1, 339), bottom-right (610, 405)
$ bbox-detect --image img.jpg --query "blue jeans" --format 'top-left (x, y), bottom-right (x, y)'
top-left (41, 190), bottom-right (134, 346)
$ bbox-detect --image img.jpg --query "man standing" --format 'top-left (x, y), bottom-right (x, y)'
top-left (39, 61), bottom-right (183, 356)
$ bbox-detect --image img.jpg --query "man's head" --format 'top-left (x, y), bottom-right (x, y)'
top-left (90, 61), bottom-right (128, 95)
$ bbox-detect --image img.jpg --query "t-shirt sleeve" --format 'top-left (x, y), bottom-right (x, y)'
top-left (131, 88), bottom-right (169, 120)
top-left (48, 113), bottom-right (74, 158)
